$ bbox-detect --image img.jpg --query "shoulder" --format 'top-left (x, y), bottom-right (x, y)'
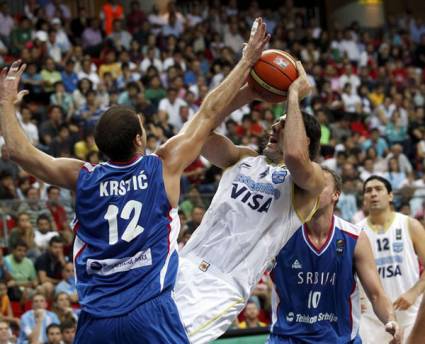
top-left (335, 216), bottom-right (361, 239)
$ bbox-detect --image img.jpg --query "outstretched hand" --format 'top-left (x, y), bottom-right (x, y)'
top-left (288, 61), bottom-right (312, 100)
top-left (242, 17), bottom-right (270, 67)
top-left (0, 60), bottom-right (28, 105)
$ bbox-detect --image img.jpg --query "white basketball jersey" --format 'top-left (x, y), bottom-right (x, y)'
top-left (180, 155), bottom-right (303, 298)
top-left (357, 212), bottom-right (420, 326)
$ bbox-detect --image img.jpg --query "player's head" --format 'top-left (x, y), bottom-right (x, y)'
top-left (318, 167), bottom-right (342, 210)
top-left (363, 175), bottom-right (393, 213)
top-left (95, 106), bottom-right (146, 162)
top-left (264, 111), bottom-right (321, 163)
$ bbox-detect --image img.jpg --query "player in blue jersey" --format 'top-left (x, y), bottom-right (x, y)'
top-left (0, 19), bottom-right (270, 344)
top-left (268, 167), bottom-right (402, 344)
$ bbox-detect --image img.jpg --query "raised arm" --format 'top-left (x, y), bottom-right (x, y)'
top-left (0, 61), bottom-right (84, 191)
top-left (156, 18), bottom-right (269, 205)
top-left (283, 61), bottom-right (324, 197)
top-left (355, 232), bottom-right (402, 343)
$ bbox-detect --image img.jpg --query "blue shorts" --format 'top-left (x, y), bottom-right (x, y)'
top-left (74, 291), bottom-right (189, 344)
top-left (267, 334), bottom-right (362, 344)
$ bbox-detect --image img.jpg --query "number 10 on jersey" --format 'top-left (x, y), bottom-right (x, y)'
top-left (307, 291), bottom-right (321, 309)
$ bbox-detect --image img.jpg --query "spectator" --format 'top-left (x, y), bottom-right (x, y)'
top-left (45, 186), bottom-right (69, 236)
top-left (384, 157), bottom-right (408, 191)
top-left (0, 3), bottom-right (14, 42)
top-left (45, 323), bottom-right (62, 344)
top-left (51, 18), bottom-right (71, 53)
top-left (127, 1), bottom-right (145, 34)
top-left (0, 281), bottom-right (19, 326)
top-left (60, 320), bottom-right (75, 344)
top-left (45, 0), bottom-right (71, 21)
top-left (238, 299), bottom-right (267, 329)
top-left (17, 187), bottom-right (53, 229)
top-left (361, 128), bottom-right (389, 158)
top-left (60, 60), bottom-right (78, 94)
top-left (55, 263), bottom-right (77, 303)
top-left (52, 292), bottom-right (78, 324)
top-left (0, 171), bottom-right (17, 200)
top-left (98, 50), bottom-right (121, 79)
top-left (8, 213), bottom-right (35, 255)
top-left (100, 0), bottom-right (124, 36)
top-left (18, 106), bottom-right (39, 146)
top-left (40, 58), bottom-right (62, 94)
top-left (0, 321), bottom-right (13, 344)
top-left (0, 146), bottom-right (20, 180)
top-left (107, 19), bottom-right (132, 51)
top-left (18, 293), bottom-right (59, 344)
top-left (34, 214), bottom-right (59, 252)
top-left (158, 87), bottom-right (187, 129)
top-left (50, 82), bottom-right (74, 119)
top-left (4, 241), bottom-right (38, 303)
top-left (35, 236), bottom-right (67, 297)
top-left (186, 206), bottom-right (205, 234)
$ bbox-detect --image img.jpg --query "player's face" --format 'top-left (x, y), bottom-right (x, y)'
top-left (363, 179), bottom-right (393, 211)
top-left (264, 116), bottom-right (285, 160)
top-left (318, 172), bottom-right (339, 210)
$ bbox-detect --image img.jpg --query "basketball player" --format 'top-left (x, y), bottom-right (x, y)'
top-left (358, 175), bottom-right (425, 343)
top-left (407, 295), bottom-right (425, 343)
top-left (267, 168), bottom-right (401, 344)
top-left (174, 60), bottom-right (327, 343)
top-left (0, 18), bottom-right (270, 344)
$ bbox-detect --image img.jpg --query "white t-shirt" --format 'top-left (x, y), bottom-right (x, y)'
top-left (158, 97), bottom-right (187, 130)
top-left (34, 230), bottom-right (59, 250)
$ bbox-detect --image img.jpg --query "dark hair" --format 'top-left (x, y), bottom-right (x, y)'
top-left (322, 167), bottom-right (342, 194)
top-left (49, 236), bottom-right (64, 246)
top-left (46, 324), bottom-right (61, 335)
top-left (36, 214), bottom-right (50, 224)
top-left (94, 106), bottom-right (143, 161)
top-left (47, 185), bottom-right (60, 194)
top-left (60, 319), bottom-right (76, 332)
top-left (302, 111), bottom-right (321, 160)
top-left (363, 175), bottom-right (392, 194)
top-left (13, 239), bottom-right (28, 250)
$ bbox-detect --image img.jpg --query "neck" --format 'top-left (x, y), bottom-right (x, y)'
top-left (306, 206), bottom-right (334, 241)
top-left (246, 318), bottom-right (258, 327)
top-left (368, 207), bottom-right (393, 226)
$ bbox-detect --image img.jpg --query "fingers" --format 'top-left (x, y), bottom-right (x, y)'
top-left (296, 60), bottom-right (307, 78)
top-left (17, 63), bottom-right (26, 77)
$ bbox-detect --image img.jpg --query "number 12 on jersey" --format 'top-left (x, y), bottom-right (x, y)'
top-left (104, 200), bottom-right (144, 245)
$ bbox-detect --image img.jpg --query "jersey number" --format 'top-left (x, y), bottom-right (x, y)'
top-left (376, 238), bottom-right (390, 252)
top-left (307, 291), bottom-right (321, 309)
top-left (104, 200), bottom-right (144, 245)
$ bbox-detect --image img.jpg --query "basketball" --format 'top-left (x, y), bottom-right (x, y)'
top-left (248, 49), bottom-right (298, 103)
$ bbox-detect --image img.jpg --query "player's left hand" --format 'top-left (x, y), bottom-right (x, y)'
top-left (385, 320), bottom-right (402, 344)
top-left (393, 289), bottom-right (417, 310)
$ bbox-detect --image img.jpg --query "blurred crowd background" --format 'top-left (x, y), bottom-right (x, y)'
top-left (0, 0), bottom-right (424, 342)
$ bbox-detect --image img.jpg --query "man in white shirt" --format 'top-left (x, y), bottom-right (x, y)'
top-left (340, 30), bottom-right (361, 63)
top-left (339, 64), bottom-right (361, 95)
top-left (34, 214), bottom-right (59, 252)
top-left (19, 106), bottom-right (39, 146)
top-left (158, 87), bottom-right (187, 129)
top-left (140, 47), bottom-right (163, 73)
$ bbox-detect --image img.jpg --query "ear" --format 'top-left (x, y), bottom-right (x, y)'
top-left (332, 191), bottom-right (340, 204)
top-left (134, 133), bottom-right (143, 148)
top-left (388, 192), bottom-right (394, 203)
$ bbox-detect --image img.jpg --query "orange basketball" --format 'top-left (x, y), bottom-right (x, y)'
top-left (247, 49), bottom-right (298, 103)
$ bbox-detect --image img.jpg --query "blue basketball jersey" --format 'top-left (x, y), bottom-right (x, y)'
top-left (73, 155), bottom-right (180, 317)
top-left (270, 216), bottom-right (361, 344)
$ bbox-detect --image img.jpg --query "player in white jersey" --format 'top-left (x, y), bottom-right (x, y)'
top-left (174, 61), bottom-right (326, 342)
top-left (357, 175), bottom-right (425, 343)
top-left (408, 295), bottom-right (425, 343)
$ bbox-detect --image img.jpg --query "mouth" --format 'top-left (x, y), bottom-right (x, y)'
top-left (268, 135), bottom-right (278, 144)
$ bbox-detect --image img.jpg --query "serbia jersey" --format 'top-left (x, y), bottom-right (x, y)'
top-left (73, 155), bottom-right (180, 317)
top-left (269, 216), bottom-right (361, 344)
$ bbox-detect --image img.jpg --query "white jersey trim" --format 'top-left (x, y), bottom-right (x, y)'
top-left (103, 155), bottom-right (144, 169)
top-left (159, 207), bottom-right (180, 291)
top-left (301, 222), bottom-right (336, 256)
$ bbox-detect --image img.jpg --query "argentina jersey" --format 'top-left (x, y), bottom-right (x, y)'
top-left (73, 155), bottom-right (180, 317)
top-left (269, 216), bottom-right (361, 344)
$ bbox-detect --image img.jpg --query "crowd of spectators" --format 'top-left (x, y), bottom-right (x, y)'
top-left (0, 0), bottom-right (423, 340)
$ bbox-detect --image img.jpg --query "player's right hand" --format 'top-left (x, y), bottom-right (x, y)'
top-left (385, 320), bottom-right (402, 344)
top-left (242, 17), bottom-right (270, 67)
top-left (288, 61), bottom-right (312, 100)
top-left (0, 60), bottom-right (28, 105)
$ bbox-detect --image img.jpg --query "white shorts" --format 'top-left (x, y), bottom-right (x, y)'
top-left (359, 312), bottom-right (414, 344)
top-left (174, 255), bottom-right (247, 344)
